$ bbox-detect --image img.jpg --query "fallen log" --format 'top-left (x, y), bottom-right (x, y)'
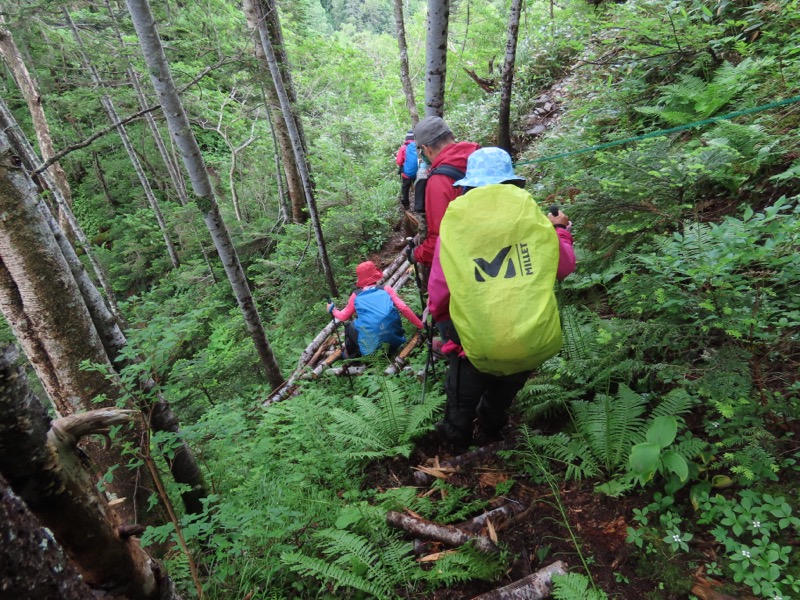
top-left (458, 500), bottom-right (529, 534)
top-left (384, 332), bottom-right (422, 375)
top-left (690, 580), bottom-right (741, 600)
top-left (471, 561), bottom-right (568, 600)
top-left (378, 252), bottom-right (408, 284)
top-left (386, 511), bottom-right (498, 554)
top-left (414, 440), bottom-right (515, 486)
top-left (386, 261), bottom-right (411, 288)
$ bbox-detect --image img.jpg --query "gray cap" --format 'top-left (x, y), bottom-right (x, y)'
top-left (413, 116), bottom-right (452, 147)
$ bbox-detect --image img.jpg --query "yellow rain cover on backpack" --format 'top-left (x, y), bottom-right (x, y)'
top-left (439, 184), bottom-right (562, 376)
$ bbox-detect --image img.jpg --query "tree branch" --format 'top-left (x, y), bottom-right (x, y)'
top-left (32, 54), bottom-right (243, 175)
top-left (48, 409), bottom-right (136, 450)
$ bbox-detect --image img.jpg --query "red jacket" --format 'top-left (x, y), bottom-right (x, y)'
top-left (413, 141), bottom-right (480, 265)
top-left (395, 141), bottom-right (412, 180)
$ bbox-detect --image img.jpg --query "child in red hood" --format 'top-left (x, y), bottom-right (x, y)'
top-left (326, 261), bottom-right (423, 358)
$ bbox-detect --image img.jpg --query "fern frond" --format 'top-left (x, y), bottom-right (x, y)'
top-left (281, 550), bottom-right (392, 598)
top-left (552, 572), bottom-right (608, 600)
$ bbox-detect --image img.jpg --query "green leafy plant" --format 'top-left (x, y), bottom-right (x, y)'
top-left (329, 378), bottom-right (441, 459)
top-left (697, 491), bottom-right (800, 598)
top-left (552, 572), bottom-right (609, 600)
top-left (629, 416), bottom-right (689, 486)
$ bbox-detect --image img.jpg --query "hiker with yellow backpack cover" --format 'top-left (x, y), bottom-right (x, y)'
top-left (427, 147), bottom-right (576, 451)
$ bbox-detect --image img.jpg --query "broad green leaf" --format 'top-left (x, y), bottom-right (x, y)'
top-left (630, 442), bottom-right (660, 478)
top-left (645, 416), bottom-right (677, 448)
top-left (661, 450), bottom-right (689, 481)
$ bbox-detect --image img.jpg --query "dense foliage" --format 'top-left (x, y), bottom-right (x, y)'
top-left (1, 0), bottom-right (798, 598)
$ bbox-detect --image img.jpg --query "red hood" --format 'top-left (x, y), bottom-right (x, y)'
top-left (431, 141), bottom-right (481, 171)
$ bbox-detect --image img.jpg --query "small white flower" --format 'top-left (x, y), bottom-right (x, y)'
top-left (741, 549), bottom-right (751, 558)
top-left (672, 534), bottom-right (681, 543)
top-left (772, 595), bottom-right (782, 600)
top-left (752, 520), bottom-right (761, 528)
top-left (711, 422), bottom-right (720, 428)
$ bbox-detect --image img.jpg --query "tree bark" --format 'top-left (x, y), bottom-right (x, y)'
top-left (0, 346), bottom-right (177, 600)
top-left (497, 0), bottom-right (523, 154)
top-left (386, 510), bottom-right (498, 553)
top-left (471, 561), bottom-right (568, 600)
top-left (246, 2), bottom-right (307, 223)
top-left (65, 9), bottom-right (181, 270)
top-left (105, 0), bottom-right (190, 209)
top-left (0, 18), bottom-right (73, 214)
top-left (0, 472), bottom-right (97, 600)
top-left (125, 0), bottom-right (285, 389)
top-left (425, 0), bottom-right (450, 117)
top-left (393, 0), bottom-right (419, 127)
top-left (243, 0), bottom-right (338, 297)
top-left (266, 102), bottom-right (290, 221)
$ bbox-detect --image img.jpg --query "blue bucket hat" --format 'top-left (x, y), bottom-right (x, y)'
top-left (453, 147), bottom-right (525, 188)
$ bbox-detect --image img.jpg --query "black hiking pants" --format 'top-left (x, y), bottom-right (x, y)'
top-left (400, 176), bottom-right (415, 210)
top-left (439, 354), bottom-right (531, 448)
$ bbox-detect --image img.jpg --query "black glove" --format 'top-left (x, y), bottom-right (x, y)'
top-left (405, 246), bottom-right (416, 264)
top-left (398, 165), bottom-right (403, 175)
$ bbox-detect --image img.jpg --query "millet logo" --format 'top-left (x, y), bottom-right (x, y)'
top-left (473, 243), bottom-right (534, 282)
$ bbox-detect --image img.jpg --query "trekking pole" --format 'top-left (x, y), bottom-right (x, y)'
top-left (405, 238), bottom-right (437, 392)
top-left (328, 298), bottom-right (354, 389)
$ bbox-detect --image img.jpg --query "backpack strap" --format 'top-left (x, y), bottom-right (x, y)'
top-left (429, 165), bottom-right (465, 182)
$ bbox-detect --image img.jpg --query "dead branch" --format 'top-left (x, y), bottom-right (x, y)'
top-left (384, 332), bottom-right (422, 375)
top-left (470, 560), bottom-right (568, 599)
top-left (48, 409), bottom-right (136, 450)
top-left (463, 67), bottom-right (497, 93)
top-left (387, 510), bottom-right (498, 554)
top-left (414, 440), bottom-right (514, 486)
top-left (458, 500), bottom-right (528, 534)
top-left (33, 54), bottom-right (243, 175)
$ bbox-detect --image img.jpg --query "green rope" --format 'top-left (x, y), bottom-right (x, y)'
top-left (513, 94), bottom-right (800, 167)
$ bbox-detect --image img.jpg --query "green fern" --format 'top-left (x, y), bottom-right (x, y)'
top-left (571, 385), bottom-right (648, 473)
top-left (329, 379), bottom-right (441, 459)
top-left (281, 527), bottom-right (415, 599)
top-left (552, 572), bottom-right (609, 600)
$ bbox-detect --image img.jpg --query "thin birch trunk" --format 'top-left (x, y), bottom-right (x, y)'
top-left (498, 0), bottom-right (523, 154)
top-left (266, 103), bottom-right (290, 221)
top-left (0, 18), bottom-right (72, 214)
top-left (65, 9), bottom-right (180, 270)
top-left (425, 0), bottom-right (450, 117)
top-left (248, 7), bottom-right (306, 223)
top-left (125, 0), bottom-right (285, 388)
top-left (0, 95), bottom-right (126, 327)
top-left (471, 561), bottom-right (568, 600)
top-left (244, 0), bottom-right (338, 297)
top-left (393, 0), bottom-right (419, 126)
top-left (106, 0), bottom-right (190, 207)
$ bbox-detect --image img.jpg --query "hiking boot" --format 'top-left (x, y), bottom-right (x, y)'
top-left (435, 419), bottom-right (471, 454)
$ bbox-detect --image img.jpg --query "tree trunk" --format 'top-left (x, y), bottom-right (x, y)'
top-left (0, 97), bottom-right (127, 335)
top-left (266, 103), bottom-right (290, 221)
top-left (0, 472), bottom-right (97, 599)
top-left (243, 0), bottom-right (339, 297)
top-left (125, 0), bottom-right (286, 389)
top-left (0, 126), bottom-right (170, 524)
top-left (386, 510), bottom-right (498, 553)
top-left (0, 346), bottom-right (177, 600)
top-left (471, 561), bottom-right (568, 600)
top-left (105, 0), bottom-right (191, 208)
top-left (0, 18), bottom-right (73, 216)
top-left (498, 0), bottom-right (523, 154)
top-left (1, 97), bottom-right (208, 514)
top-left (265, 84), bottom-right (306, 222)
top-left (393, 0), bottom-right (419, 126)
top-left (425, 0), bottom-right (450, 117)
top-left (245, 0), bottom-right (311, 223)
top-left (65, 9), bottom-right (180, 270)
